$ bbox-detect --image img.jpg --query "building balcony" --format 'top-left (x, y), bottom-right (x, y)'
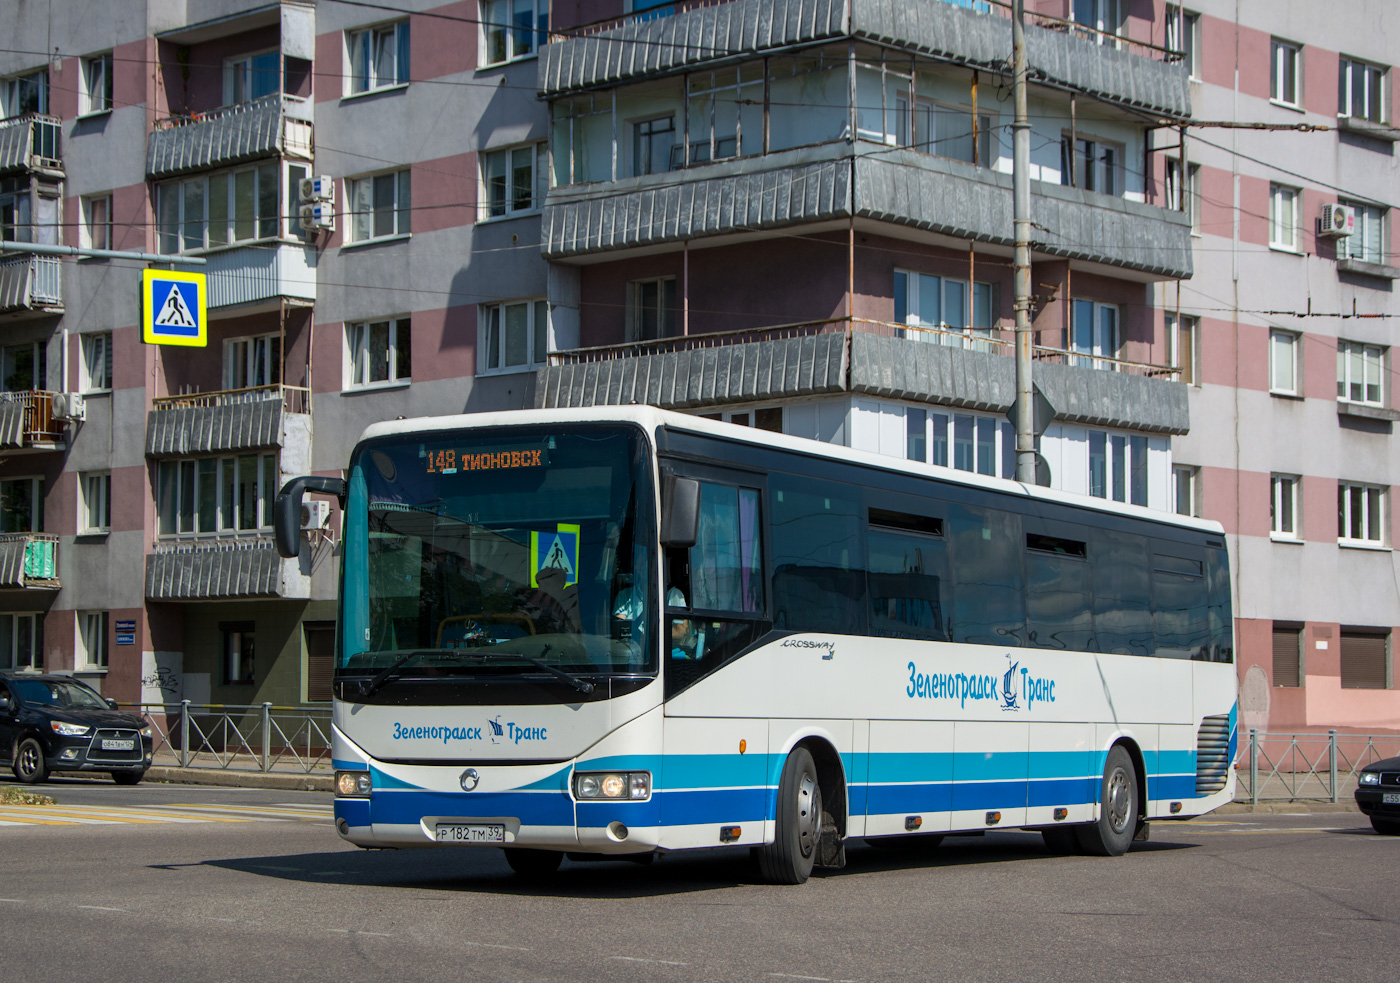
top-left (0, 534), bottom-right (58, 591)
top-left (543, 144), bottom-right (1193, 279)
top-left (0, 254), bottom-right (63, 318)
top-left (199, 242), bottom-right (317, 314)
top-left (145, 538), bottom-right (307, 601)
top-left (0, 114), bottom-right (62, 174)
top-left (535, 317), bottom-right (1189, 435)
top-left (0, 391), bottom-right (66, 452)
top-left (147, 94), bottom-right (313, 180)
top-left (146, 384), bottom-right (311, 458)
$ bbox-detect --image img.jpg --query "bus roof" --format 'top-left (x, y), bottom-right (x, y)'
top-left (356, 405), bottom-right (1225, 538)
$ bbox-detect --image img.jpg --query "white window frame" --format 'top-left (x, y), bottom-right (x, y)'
top-left (79, 611), bottom-right (109, 670)
top-left (1338, 482), bottom-right (1386, 547)
top-left (345, 170), bottom-right (411, 243)
top-left (1061, 134), bottom-right (1122, 195)
top-left (1173, 464), bottom-right (1200, 518)
top-left (1269, 183), bottom-right (1300, 251)
top-left (1339, 57), bottom-right (1386, 124)
top-left (156, 163), bottom-right (285, 253)
top-left (1167, 313), bottom-right (1198, 385)
top-left (905, 407), bottom-right (1017, 481)
top-left (481, 0), bottom-right (550, 67)
top-left (1271, 38), bottom-right (1302, 107)
top-left (1269, 328), bottom-right (1300, 396)
top-left (480, 143), bottom-right (547, 220)
top-left (80, 52), bottom-right (113, 116)
top-left (1, 69), bottom-right (48, 119)
top-left (701, 406), bottom-right (786, 433)
top-left (225, 333), bottom-right (282, 391)
top-left (1337, 340), bottom-right (1384, 407)
top-left (1069, 0), bottom-right (1121, 46)
top-left (0, 613), bottom-right (43, 671)
top-left (1165, 159), bottom-right (1200, 235)
top-left (1070, 299), bottom-right (1120, 369)
top-left (1166, 6), bottom-right (1200, 80)
top-left (1270, 473), bottom-right (1300, 540)
top-left (346, 20), bottom-right (410, 96)
top-left (1340, 202), bottom-right (1386, 265)
top-left (478, 299), bottom-right (549, 375)
top-left (625, 277), bottom-right (677, 342)
top-left (79, 193), bottom-right (112, 251)
top-left (156, 454), bottom-right (278, 538)
top-left (894, 269), bottom-right (995, 346)
top-left (224, 49), bottom-right (281, 106)
top-left (346, 317), bottom-right (412, 389)
top-left (80, 471), bottom-right (111, 534)
top-left (81, 332), bottom-right (112, 393)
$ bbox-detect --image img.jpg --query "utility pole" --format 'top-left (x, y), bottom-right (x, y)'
top-left (1011, 0), bottom-right (1035, 484)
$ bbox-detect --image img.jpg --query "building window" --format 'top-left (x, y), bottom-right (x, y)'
top-left (0, 477), bottom-right (43, 533)
top-left (1269, 184), bottom-right (1299, 250)
top-left (1165, 159), bottom-right (1200, 234)
top-left (1269, 329), bottom-right (1300, 395)
top-left (1, 69), bottom-right (48, 118)
top-left (480, 300), bottom-right (547, 373)
top-left (709, 407), bottom-right (784, 432)
top-left (1173, 465), bottom-right (1199, 517)
top-left (1272, 623), bottom-right (1302, 687)
top-left (81, 333), bottom-right (112, 393)
top-left (1061, 136), bottom-right (1121, 194)
top-left (348, 20), bottom-right (410, 94)
top-left (304, 622), bottom-right (335, 703)
top-left (1167, 313), bottom-right (1198, 384)
top-left (894, 270), bottom-right (995, 345)
top-left (1087, 431), bottom-right (1147, 504)
top-left (1339, 58), bottom-right (1386, 124)
top-left (156, 163), bottom-right (283, 253)
top-left (482, 0), bottom-right (549, 66)
top-left (1340, 631), bottom-right (1389, 689)
top-left (1070, 299), bottom-right (1119, 369)
top-left (1338, 482), bottom-right (1385, 546)
top-left (222, 622), bottom-right (256, 684)
top-left (80, 52), bottom-right (113, 115)
top-left (80, 472), bottom-right (111, 534)
top-left (1340, 203), bottom-right (1386, 265)
top-left (896, 97), bottom-right (992, 166)
top-left (0, 613), bottom-right (43, 671)
top-left (225, 334), bottom-right (281, 390)
top-left (156, 454), bottom-right (278, 536)
top-left (626, 278), bottom-right (677, 341)
top-left (905, 408), bottom-right (1017, 481)
top-left (481, 144), bottom-right (546, 219)
top-left (1337, 340), bottom-right (1384, 406)
top-left (1270, 474), bottom-right (1299, 539)
top-left (80, 194), bottom-right (112, 251)
top-left (1069, 0), bottom-right (1120, 44)
top-left (1, 341), bottom-right (44, 393)
top-left (632, 116), bottom-right (676, 177)
top-left (347, 317), bottom-right (411, 387)
top-left (1166, 6), bottom-right (1200, 79)
top-left (224, 50), bottom-right (281, 105)
top-left (79, 611), bottom-right (109, 670)
top-left (346, 170), bottom-right (411, 242)
top-left (1271, 38), bottom-right (1301, 106)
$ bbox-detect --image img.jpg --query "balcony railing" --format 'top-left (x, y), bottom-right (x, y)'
top-left (148, 94), bottom-right (313, 178)
top-left (0, 390), bottom-right (64, 447)
top-left (0, 253), bottom-right (63, 314)
top-left (152, 383), bottom-right (311, 415)
top-left (146, 536), bottom-right (307, 600)
top-left (0, 114), bottom-right (62, 172)
top-left (147, 384), bottom-right (311, 457)
top-left (0, 534), bottom-right (59, 589)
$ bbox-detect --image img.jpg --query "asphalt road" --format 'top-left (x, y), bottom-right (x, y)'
top-left (0, 778), bottom-right (1394, 983)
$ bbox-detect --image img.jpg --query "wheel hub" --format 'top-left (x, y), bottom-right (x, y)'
top-left (1106, 767), bottom-right (1132, 833)
top-left (796, 771), bottom-right (821, 859)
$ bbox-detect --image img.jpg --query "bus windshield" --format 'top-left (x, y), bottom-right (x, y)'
top-left (340, 425), bottom-right (656, 679)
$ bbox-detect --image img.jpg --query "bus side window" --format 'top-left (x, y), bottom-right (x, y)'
top-left (1025, 529), bottom-right (1094, 651)
top-left (947, 503), bottom-right (1025, 646)
top-left (1205, 545), bottom-right (1234, 663)
top-left (689, 484), bottom-right (764, 615)
top-left (770, 476), bottom-right (866, 634)
top-left (1091, 530), bottom-right (1154, 656)
top-left (867, 511), bottom-right (949, 642)
top-left (1151, 549), bottom-right (1211, 660)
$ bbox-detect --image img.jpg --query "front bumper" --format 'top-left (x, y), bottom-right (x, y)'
top-left (44, 731), bottom-right (152, 774)
top-left (1354, 788), bottom-right (1400, 819)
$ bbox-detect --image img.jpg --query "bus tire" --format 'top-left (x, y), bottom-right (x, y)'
top-left (757, 747), bottom-right (821, 884)
top-left (1076, 745), bottom-right (1138, 857)
top-left (503, 848), bottom-right (563, 879)
top-left (1040, 826), bottom-right (1082, 855)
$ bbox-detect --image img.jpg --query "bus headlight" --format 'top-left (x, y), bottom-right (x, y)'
top-left (336, 771), bottom-right (372, 797)
top-left (574, 771), bottom-right (650, 801)
top-left (1359, 772), bottom-right (1381, 786)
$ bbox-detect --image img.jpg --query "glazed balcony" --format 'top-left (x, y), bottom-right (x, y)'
top-left (147, 94), bottom-right (312, 179)
top-left (146, 384), bottom-right (311, 458)
top-left (535, 317), bottom-right (1189, 435)
top-left (0, 390), bottom-right (66, 452)
top-left (201, 242), bottom-right (317, 313)
top-left (145, 538), bottom-right (307, 601)
top-left (0, 114), bottom-right (61, 174)
top-left (0, 534), bottom-right (58, 590)
top-left (0, 254), bottom-right (63, 318)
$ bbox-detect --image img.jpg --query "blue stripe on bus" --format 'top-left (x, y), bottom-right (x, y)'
top-left (575, 798), bottom-right (662, 828)
top-left (334, 798), bottom-right (370, 827)
top-left (370, 788), bottom-right (576, 828)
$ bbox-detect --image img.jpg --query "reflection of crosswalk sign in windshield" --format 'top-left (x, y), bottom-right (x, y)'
top-left (142, 269), bottom-right (207, 347)
top-left (530, 523), bottom-right (579, 588)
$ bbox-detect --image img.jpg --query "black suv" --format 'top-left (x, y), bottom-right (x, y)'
top-left (0, 673), bottom-right (153, 784)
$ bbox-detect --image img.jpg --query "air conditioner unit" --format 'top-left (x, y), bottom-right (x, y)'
top-left (299, 175), bottom-right (335, 203)
top-left (1320, 203), bottom-right (1355, 238)
top-left (299, 202), bottom-right (335, 233)
top-left (51, 392), bottom-right (86, 423)
top-left (300, 499), bottom-right (331, 531)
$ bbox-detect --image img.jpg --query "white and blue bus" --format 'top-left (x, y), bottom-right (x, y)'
top-left (275, 406), bottom-right (1236, 883)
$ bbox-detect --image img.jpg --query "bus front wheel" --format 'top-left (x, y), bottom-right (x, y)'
top-left (1076, 745), bottom-right (1138, 857)
top-left (503, 848), bottom-right (563, 879)
top-left (756, 746), bottom-right (821, 884)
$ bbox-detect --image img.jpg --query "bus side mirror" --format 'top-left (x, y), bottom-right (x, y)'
top-left (275, 475), bottom-right (348, 558)
top-left (660, 475), bottom-right (700, 548)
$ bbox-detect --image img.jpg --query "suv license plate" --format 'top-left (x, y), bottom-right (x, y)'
top-left (102, 739), bottom-right (135, 751)
top-left (436, 823), bottom-right (505, 843)
top-left (1383, 792), bottom-right (1400, 805)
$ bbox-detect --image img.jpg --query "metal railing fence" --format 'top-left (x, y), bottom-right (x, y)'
top-left (120, 701), bottom-right (332, 775)
top-left (1239, 729), bottom-right (1400, 804)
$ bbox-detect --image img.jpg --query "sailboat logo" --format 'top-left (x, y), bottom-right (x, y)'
top-left (1001, 656), bottom-right (1020, 711)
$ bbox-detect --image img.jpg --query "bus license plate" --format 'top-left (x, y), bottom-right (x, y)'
top-left (436, 824), bottom-right (505, 843)
top-left (102, 739), bottom-right (135, 751)
top-left (1383, 793), bottom-right (1400, 805)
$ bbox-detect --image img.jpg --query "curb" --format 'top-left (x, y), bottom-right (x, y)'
top-left (1215, 800), bottom-right (1359, 814)
top-left (145, 766), bottom-right (333, 793)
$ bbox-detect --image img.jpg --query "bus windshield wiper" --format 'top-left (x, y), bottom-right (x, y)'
top-left (357, 649), bottom-right (455, 698)
top-left (466, 644), bottom-right (595, 695)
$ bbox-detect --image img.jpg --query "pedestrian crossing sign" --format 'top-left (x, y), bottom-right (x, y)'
top-left (142, 268), bottom-right (207, 347)
top-left (530, 523), bottom-right (579, 589)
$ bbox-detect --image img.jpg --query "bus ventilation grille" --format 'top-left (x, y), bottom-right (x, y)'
top-left (1195, 714), bottom-right (1232, 795)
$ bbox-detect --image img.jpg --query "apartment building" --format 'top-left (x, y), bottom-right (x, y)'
top-left (0, 0), bottom-right (1391, 735)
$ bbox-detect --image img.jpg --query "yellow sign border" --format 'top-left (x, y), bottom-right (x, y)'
top-left (142, 268), bottom-right (208, 347)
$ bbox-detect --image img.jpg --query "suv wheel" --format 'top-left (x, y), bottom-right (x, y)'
top-left (13, 737), bottom-right (49, 784)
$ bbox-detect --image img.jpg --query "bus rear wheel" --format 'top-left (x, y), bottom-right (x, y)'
top-left (756, 747), bottom-right (821, 884)
top-left (503, 848), bottom-right (563, 879)
top-left (1076, 745), bottom-right (1138, 857)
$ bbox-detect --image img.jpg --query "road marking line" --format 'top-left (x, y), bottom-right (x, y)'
top-left (767, 975), bottom-right (830, 981)
top-left (0, 807), bottom-right (193, 824)
top-left (0, 899), bottom-right (23, 903)
top-left (76, 906), bottom-right (128, 912)
top-left (327, 929), bottom-right (393, 937)
top-left (611, 957), bottom-right (688, 966)
top-left (462, 942), bottom-right (531, 951)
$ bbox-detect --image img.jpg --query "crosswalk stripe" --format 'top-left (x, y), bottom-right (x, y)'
top-left (0, 803), bottom-right (331, 827)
